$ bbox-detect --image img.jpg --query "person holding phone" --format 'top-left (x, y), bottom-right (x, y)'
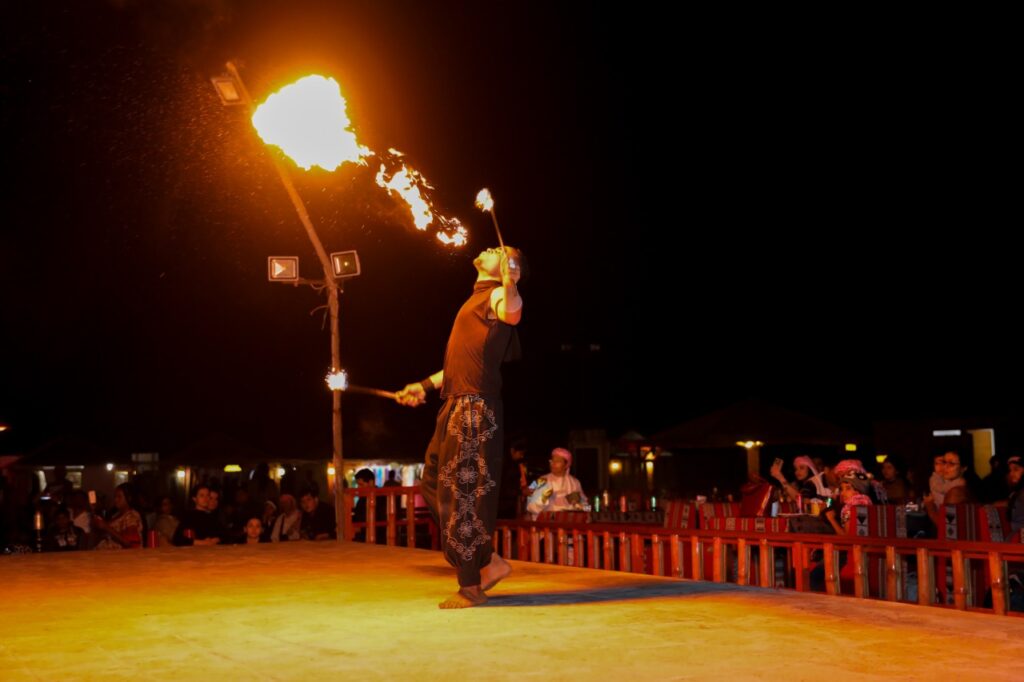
top-left (526, 448), bottom-right (590, 519)
top-left (770, 455), bottom-right (830, 504)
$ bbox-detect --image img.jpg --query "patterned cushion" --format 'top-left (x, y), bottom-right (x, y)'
top-left (978, 505), bottom-right (1009, 543)
top-left (698, 502), bottom-right (741, 529)
top-left (535, 511), bottom-right (589, 525)
top-left (940, 504), bottom-right (977, 541)
top-left (846, 505), bottom-right (908, 538)
top-left (706, 517), bottom-right (789, 533)
top-left (662, 501), bottom-right (697, 530)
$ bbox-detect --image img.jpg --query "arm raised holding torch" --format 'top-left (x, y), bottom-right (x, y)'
top-left (394, 241), bottom-right (525, 609)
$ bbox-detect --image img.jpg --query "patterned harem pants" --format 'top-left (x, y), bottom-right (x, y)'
top-left (420, 394), bottom-right (503, 587)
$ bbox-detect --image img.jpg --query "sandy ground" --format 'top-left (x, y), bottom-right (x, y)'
top-left (1, 541), bottom-right (1022, 681)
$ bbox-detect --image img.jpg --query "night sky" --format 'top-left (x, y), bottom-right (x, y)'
top-left (2, 2), bottom-right (1019, 461)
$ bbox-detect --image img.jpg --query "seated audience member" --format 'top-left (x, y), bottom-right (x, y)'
top-left (44, 506), bottom-right (87, 551)
top-left (929, 451), bottom-right (975, 505)
top-left (771, 455), bottom-right (831, 503)
top-left (270, 494), bottom-right (302, 542)
top-left (824, 466), bottom-right (875, 535)
top-left (299, 489), bottom-right (337, 541)
top-left (240, 517), bottom-right (267, 544)
top-left (173, 484), bottom-right (224, 546)
top-left (153, 496), bottom-right (179, 546)
top-left (879, 455), bottom-right (913, 505)
top-left (526, 448), bottom-right (590, 519)
top-left (93, 483), bottom-right (143, 550)
top-left (924, 450), bottom-right (976, 528)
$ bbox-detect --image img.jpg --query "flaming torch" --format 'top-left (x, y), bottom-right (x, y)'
top-left (475, 188), bottom-right (505, 250)
top-left (326, 369), bottom-right (397, 400)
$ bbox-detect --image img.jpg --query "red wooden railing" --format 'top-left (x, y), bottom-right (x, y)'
top-left (341, 486), bottom-right (439, 549)
top-left (494, 518), bottom-right (1024, 617)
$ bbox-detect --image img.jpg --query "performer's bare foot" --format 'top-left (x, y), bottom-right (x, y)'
top-left (438, 586), bottom-right (487, 609)
top-left (481, 553), bottom-right (512, 592)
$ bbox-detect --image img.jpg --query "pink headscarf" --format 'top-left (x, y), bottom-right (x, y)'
top-left (551, 448), bottom-right (572, 467)
top-left (793, 456), bottom-right (831, 497)
top-left (833, 459), bottom-right (866, 478)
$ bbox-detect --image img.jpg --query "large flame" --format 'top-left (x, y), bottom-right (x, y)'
top-left (252, 75), bottom-right (370, 171)
top-left (251, 76), bottom-right (465, 246)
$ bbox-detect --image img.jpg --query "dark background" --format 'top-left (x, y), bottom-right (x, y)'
top-left (2, 2), bottom-right (1018, 461)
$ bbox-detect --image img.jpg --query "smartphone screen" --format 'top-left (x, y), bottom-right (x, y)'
top-left (88, 490), bottom-right (97, 505)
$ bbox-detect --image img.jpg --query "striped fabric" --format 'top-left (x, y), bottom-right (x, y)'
top-left (662, 501), bottom-right (697, 530)
top-left (535, 511), bottom-right (589, 525)
top-left (698, 503), bottom-right (741, 529)
top-left (706, 517), bottom-right (789, 533)
top-left (847, 505), bottom-right (909, 538)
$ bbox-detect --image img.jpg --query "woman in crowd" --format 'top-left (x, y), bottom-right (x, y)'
top-left (771, 455), bottom-right (831, 504)
top-left (152, 496), bottom-right (179, 546)
top-left (879, 455), bottom-right (913, 505)
top-left (824, 463), bottom-right (875, 535)
top-left (93, 483), bottom-right (143, 549)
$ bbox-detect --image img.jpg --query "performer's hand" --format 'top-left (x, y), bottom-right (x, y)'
top-left (395, 383), bottom-right (426, 407)
top-left (499, 248), bottom-right (519, 285)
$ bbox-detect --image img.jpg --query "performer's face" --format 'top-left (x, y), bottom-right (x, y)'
top-left (474, 247), bottom-right (503, 274)
top-left (549, 456), bottom-right (569, 476)
top-left (474, 247), bottom-right (520, 280)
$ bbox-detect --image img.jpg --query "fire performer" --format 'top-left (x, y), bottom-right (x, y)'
top-left (395, 245), bottom-right (524, 608)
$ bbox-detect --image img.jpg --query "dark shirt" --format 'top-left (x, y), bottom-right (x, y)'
top-left (441, 280), bottom-right (514, 398)
top-left (795, 478), bottom-right (819, 500)
top-left (498, 456), bottom-right (528, 519)
top-left (301, 501), bottom-right (337, 540)
top-left (172, 509), bottom-right (224, 546)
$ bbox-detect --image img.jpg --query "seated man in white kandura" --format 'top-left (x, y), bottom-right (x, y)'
top-left (526, 448), bottom-right (590, 519)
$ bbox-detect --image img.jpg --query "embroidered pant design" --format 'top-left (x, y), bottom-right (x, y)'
top-left (421, 395), bottom-right (503, 587)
